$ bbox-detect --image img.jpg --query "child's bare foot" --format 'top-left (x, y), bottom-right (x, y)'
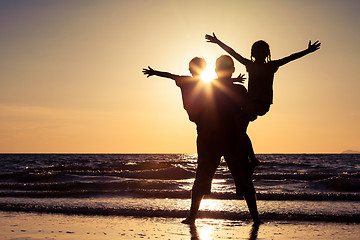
top-left (181, 217), bottom-right (195, 225)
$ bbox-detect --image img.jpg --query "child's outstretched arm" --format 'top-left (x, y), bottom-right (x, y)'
top-left (205, 33), bottom-right (251, 65)
top-left (142, 66), bottom-right (180, 80)
top-left (275, 40), bottom-right (321, 67)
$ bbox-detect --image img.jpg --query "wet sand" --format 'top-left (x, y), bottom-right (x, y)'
top-left (1, 211), bottom-right (359, 240)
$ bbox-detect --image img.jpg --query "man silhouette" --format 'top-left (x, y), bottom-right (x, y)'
top-left (182, 55), bottom-right (260, 225)
top-left (143, 56), bottom-right (260, 225)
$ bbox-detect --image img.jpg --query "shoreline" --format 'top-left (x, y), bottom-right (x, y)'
top-left (1, 211), bottom-right (359, 240)
top-left (1, 197), bottom-right (359, 223)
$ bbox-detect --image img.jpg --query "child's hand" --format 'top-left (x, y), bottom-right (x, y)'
top-left (205, 32), bottom-right (219, 44)
top-left (308, 40), bottom-right (321, 52)
top-left (142, 66), bottom-right (155, 77)
top-left (236, 73), bottom-right (246, 84)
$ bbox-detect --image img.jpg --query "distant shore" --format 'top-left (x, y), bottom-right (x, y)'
top-left (341, 150), bottom-right (360, 154)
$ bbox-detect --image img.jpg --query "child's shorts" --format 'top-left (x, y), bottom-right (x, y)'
top-left (244, 99), bottom-right (271, 121)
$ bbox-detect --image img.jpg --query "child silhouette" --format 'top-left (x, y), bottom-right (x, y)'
top-left (143, 57), bottom-right (246, 124)
top-left (206, 33), bottom-right (321, 168)
top-left (143, 57), bottom-right (208, 123)
top-left (206, 33), bottom-right (321, 119)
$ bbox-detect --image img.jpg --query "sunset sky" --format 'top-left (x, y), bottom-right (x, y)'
top-left (1, 0), bottom-right (359, 153)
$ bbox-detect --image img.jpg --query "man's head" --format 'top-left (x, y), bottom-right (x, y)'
top-left (189, 57), bottom-right (207, 77)
top-left (215, 55), bottom-right (235, 79)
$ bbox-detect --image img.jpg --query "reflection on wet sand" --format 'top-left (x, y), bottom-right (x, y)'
top-left (187, 220), bottom-right (260, 240)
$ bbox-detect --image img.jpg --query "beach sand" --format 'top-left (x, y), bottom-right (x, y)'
top-left (1, 211), bottom-right (359, 240)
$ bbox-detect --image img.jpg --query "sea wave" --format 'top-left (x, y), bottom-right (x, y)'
top-left (0, 202), bottom-right (358, 223)
top-left (0, 188), bottom-right (358, 201)
top-left (313, 175), bottom-right (360, 192)
top-left (0, 154), bottom-right (359, 210)
top-left (2, 167), bottom-right (358, 182)
top-left (118, 166), bottom-right (195, 180)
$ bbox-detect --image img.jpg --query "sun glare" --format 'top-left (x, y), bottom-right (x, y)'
top-left (200, 69), bottom-right (217, 83)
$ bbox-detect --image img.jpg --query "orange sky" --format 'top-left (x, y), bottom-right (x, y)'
top-left (0, 0), bottom-right (359, 153)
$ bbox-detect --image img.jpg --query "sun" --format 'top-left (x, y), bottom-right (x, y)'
top-left (200, 69), bottom-right (217, 83)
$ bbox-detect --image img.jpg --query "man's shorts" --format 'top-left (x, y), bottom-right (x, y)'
top-left (192, 131), bottom-right (255, 196)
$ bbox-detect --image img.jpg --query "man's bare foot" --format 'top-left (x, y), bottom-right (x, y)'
top-left (181, 217), bottom-right (195, 225)
top-left (253, 218), bottom-right (264, 226)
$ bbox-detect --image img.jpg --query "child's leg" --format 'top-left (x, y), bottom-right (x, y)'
top-left (245, 134), bottom-right (260, 174)
top-left (245, 134), bottom-right (256, 161)
top-left (236, 115), bottom-right (256, 164)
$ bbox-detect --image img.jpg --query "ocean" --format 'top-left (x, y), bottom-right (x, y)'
top-left (0, 154), bottom-right (359, 222)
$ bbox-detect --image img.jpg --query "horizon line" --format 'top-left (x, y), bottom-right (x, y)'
top-left (0, 152), bottom-right (359, 154)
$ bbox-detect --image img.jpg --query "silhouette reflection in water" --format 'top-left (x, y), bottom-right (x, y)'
top-left (187, 220), bottom-right (260, 240)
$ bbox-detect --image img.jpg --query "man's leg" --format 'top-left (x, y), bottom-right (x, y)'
top-left (181, 191), bottom-right (204, 224)
top-left (182, 133), bottom-right (220, 224)
top-left (243, 192), bottom-right (262, 225)
top-left (225, 138), bottom-right (262, 225)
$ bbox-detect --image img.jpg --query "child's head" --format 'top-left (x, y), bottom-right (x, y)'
top-left (251, 40), bottom-right (271, 62)
top-left (215, 55), bottom-right (235, 78)
top-left (189, 57), bottom-right (206, 77)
